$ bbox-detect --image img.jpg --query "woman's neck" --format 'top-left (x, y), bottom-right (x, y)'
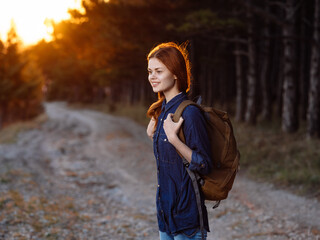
top-left (164, 90), bottom-right (182, 103)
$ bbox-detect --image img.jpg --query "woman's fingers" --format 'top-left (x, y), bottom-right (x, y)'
top-left (164, 115), bottom-right (183, 130)
top-left (176, 117), bottom-right (184, 129)
top-left (165, 113), bottom-right (173, 121)
top-left (146, 117), bottom-right (156, 140)
top-left (163, 114), bottom-right (184, 143)
top-left (178, 116), bottom-right (184, 124)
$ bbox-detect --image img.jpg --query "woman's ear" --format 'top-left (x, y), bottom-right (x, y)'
top-left (174, 75), bottom-right (177, 80)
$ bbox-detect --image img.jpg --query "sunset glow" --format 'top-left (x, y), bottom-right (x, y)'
top-left (0, 0), bottom-right (84, 46)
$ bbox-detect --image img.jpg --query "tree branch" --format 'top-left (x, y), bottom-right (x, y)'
top-left (233, 50), bottom-right (248, 56)
top-left (267, 1), bottom-right (286, 9)
top-left (238, 0), bottom-right (286, 27)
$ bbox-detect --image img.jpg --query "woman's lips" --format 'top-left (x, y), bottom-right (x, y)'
top-left (151, 82), bottom-right (160, 87)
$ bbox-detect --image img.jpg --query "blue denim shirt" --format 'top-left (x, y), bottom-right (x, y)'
top-left (153, 92), bottom-right (212, 236)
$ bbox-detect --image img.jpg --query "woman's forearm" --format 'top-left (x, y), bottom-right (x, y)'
top-left (170, 135), bottom-right (192, 163)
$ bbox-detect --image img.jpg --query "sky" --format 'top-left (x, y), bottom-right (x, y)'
top-left (0, 0), bottom-right (84, 46)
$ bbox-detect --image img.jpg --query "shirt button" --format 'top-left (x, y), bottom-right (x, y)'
top-left (157, 184), bottom-right (160, 187)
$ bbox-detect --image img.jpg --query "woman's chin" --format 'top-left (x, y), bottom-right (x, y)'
top-left (152, 87), bottom-right (161, 93)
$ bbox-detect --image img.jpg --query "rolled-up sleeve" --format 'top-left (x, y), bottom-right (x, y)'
top-left (182, 105), bottom-right (213, 175)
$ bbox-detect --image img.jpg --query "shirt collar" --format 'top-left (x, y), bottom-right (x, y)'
top-left (161, 91), bottom-right (187, 112)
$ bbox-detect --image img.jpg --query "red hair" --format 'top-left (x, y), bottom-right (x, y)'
top-left (146, 41), bottom-right (192, 128)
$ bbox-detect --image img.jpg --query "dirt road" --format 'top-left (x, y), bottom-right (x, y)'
top-left (0, 102), bottom-right (319, 239)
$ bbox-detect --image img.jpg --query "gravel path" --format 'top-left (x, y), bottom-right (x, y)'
top-left (0, 102), bottom-right (319, 240)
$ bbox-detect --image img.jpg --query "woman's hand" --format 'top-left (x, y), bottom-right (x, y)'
top-left (163, 113), bottom-right (184, 143)
top-left (164, 113), bottom-right (192, 163)
top-left (146, 117), bottom-right (156, 140)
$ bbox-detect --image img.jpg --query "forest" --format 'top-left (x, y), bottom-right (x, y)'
top-left (0, 0), bottom-right (319, 138)
top-left (1, 1), bottom-right (320, 238)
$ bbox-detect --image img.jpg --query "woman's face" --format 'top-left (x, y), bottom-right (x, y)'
top-left (148, 58), bottom-right (177, 95)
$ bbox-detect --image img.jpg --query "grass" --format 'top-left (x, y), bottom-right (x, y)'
top-left (71, 101), bottom-right (320, 198)
top-left (0, 187), bottom-right (84, 236)
top-left (1, 101), bottom-right (319, 198)
top-left (0, 113), bottom-right (48, 144)
top-left (68, 101), bottom-right (150, 126)
top-left (234, 119), bottom-right (320, 197)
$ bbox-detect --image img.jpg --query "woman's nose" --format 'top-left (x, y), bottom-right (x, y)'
top-left (150, 72), bottom-right (156, 79)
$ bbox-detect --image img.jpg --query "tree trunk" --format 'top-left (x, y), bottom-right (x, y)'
top-left (281, 0), bottom-right (299, 133)
top-left (207, 65), bottom-right (213, 106)
top-left (0, 102), bottom-right (8, 129)
top-left (299, 2), bottom-right (309, 120)
top-left (189, 38), bottom-right (200, 99)
top-left (235, 40), bottom-right (245, 122)
top-left (307, 0), bottom-right (320, 138)
top-left (276, 46), bottom-right (284, 118)
top-left (272, 6), bottom-right (285, 119)
top-left (204, 42), bottom-right (213, 105)
top-left (129, 80), bottom-right (134, 104)
top-left (261, 3), bottom-right (272, 121)
top-left (139, 77), bottom-right (146, 104)
top-left (245, 2), bottom-right (257, 124)
top-left (201, 61), bottom-right (208, 102)
top-left (0, 103), bottom-right (3, 129)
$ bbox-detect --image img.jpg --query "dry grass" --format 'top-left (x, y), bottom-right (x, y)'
top-left (2, 102), bottom-right (319, 197)
top-left (70, 102), bottom-right (320, 197)
top-left (234, 119), bottom-right (320, 197)
top-left (69, 101), bottom-right (150, 127)
top-left (0, 188), bottom-right (83, 235)
top-left (0, 113), bottom-right (48, 144)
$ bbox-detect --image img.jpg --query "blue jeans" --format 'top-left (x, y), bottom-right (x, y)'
top-left (159, 230), bottom-right (207, 240)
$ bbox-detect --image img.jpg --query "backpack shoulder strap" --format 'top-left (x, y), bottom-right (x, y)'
top-left (173, 100), bottom-right (193, 144)
top-left (173, 99), bottom-right (206, 240)
top-left (173, 100), bottom-right (203, 122)
top-left (173, 100), bottom-right (204, 144)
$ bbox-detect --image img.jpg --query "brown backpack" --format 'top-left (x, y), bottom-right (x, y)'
top-left (173, 100), bottom-right (240, 202)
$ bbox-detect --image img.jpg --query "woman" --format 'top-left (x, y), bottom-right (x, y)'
top-left (146, 41), bottom-right (212, 240)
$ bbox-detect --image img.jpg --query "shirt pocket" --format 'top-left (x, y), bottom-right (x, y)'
top-left (158, 133), bottom-right (176, 164)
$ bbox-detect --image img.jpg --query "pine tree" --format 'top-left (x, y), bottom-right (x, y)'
top-left (307, 0), bottom-right (320, 138)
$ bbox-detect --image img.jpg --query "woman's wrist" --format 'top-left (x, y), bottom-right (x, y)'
top-left (169, 134), bottom-right (192, 163)
top-left (167, 134), bottom-right (179, 145)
